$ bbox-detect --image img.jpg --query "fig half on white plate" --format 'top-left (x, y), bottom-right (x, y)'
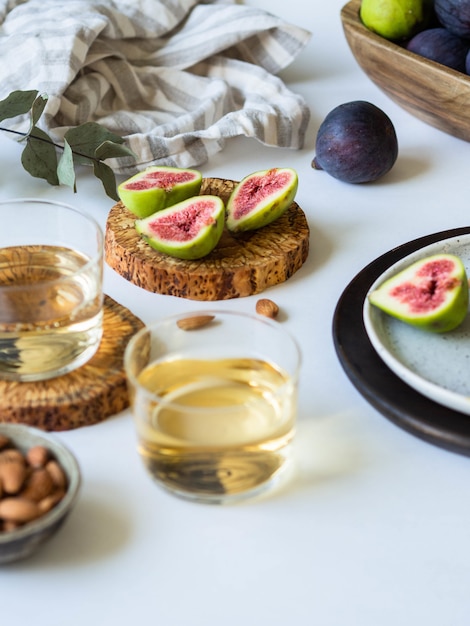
top-left (368, 253), bottom-right (469, 333)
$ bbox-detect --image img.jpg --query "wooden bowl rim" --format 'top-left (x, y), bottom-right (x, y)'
top-left (340, 0), bottom-right (470, 85)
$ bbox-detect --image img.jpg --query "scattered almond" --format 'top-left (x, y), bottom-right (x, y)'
top-left (256, 298), bottom-right (279, 319)
top-left (0, 435), bottom-right (10, 451)
top-left (177, 314), bottom-right (215, 331)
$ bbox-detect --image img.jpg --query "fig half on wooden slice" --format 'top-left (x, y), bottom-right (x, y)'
top-left (368, 253), bottom-right (469, 332)
top-left (226, 168), bottom-right (298, 233)
top-left (135, 195), bottom-right (225, 260)
top-left (118, 166), bottom-right (203, 218)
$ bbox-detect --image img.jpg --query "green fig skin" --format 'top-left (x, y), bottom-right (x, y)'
top-left (368, 253), bottom-right (469, 333)
top-left (118, 166), bottom-right (203, 218)
top-left (135, 195), bottom-right (225, 260)
top-left (225, 168), bottom-right (298, 233)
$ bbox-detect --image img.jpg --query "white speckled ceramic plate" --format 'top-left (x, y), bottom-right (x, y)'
top-left (363, 233), bottom-right (470, 417)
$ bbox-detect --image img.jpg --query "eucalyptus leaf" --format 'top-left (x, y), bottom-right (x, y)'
top-left (72, 153), bottom-right (94, 167)
top-left (0, 89), bottom-right (136, 200)
top-left (30, 94), bottom-right (48, 127)
top-left (65, 122), bottom-right (125, 159)
top-left (93, 160), bottom-right (119, 201)
top-left (21, 126), bottom-right (59, 186)
top-left (95, 140), bottom-right (136, 161)
top-left (0, 90), bottom-right (38, 123)
top-left (57, 139), bottom-right (76, 191)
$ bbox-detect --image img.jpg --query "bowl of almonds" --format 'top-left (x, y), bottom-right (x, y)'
top-left (0, 423), bottom-right (81, 564)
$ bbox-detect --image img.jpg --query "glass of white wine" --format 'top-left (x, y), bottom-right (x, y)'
top-left (0, 199), bottom-right (103, 382)
top-left (124, 310), bottom-right (301, 504)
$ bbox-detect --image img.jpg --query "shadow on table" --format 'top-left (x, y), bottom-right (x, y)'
top-left (6, 490), bottom-right (133, 570)
top-left (255, 412), bottom-right (366, 504)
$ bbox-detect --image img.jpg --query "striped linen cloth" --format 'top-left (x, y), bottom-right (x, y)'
top-left (0, 0), bottom-right (311, 174)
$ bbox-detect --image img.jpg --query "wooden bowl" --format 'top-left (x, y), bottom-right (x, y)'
top-left (341, 0), bottom-right (470, 141)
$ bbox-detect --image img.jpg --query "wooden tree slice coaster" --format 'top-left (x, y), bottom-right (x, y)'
top-left (0, 296), bottom-right (144, 432)
top-left (105, 177), bottom-right (310, 301)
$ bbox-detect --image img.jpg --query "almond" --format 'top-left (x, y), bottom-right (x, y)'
top-left (45, 460), bottom-right (67, 490)
top-left (0, 449), bottom-right (25, 465)
top-left (176, 314), bottom-right (215, 331)
top-left (0, 461), bottom-right (27, 495)
top-left (2, 519), bottom-right (20, 533)
top-left (21, 468), bottom-right (55, 502)
top-left (26, 445), bottom-right (50, 468)
top-left (0, 435), bottom-right (10, 451)
top-left (38, 489), bottom-right (66, 514)
top-left (0, 497), bottom-right (40, 523)
top-left (256, 298), bottom-right (279, 319)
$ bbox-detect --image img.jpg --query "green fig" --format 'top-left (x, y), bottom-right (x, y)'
top-left (118, 166), bottom-right (203, 218)
top-left (368, 253), bottom-right (469, 332)
top-left (135, 195), bottom-right (225, 260)
top-left (226, 168), bottom-right (298, 233)
top-left (360, 0), bottom-right (431, 41)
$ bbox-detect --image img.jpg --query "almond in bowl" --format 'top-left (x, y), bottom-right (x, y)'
top-left (0, 423), bottom-right (81, 564)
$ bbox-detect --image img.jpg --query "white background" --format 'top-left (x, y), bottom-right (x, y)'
top-left (1, 0), bottom-right (470, 624)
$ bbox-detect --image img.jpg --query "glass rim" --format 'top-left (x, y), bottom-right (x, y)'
top-left (0, 197), bottom-right (103, 290)
top-left (124, 308), bottom-right (302, 407)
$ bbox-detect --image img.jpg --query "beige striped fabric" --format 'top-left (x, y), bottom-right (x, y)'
top-left (0, 0), bottom-right (311, 174)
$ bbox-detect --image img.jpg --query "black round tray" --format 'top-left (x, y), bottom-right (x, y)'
top-left (332, 226), bottom-right (470, 457)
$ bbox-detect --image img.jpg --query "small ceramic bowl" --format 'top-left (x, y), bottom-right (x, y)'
top-left (0, 423), bottom-right (81, 564)
top-left (341, 0), bottom-right (470, 142)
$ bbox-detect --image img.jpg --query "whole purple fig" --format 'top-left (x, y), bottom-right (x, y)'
top-left (434, 0), bottom-right (470, 39)
top-left (312, 101), bottom-right (398, 184)
top-left (407, 27), bottom-right (470, 71)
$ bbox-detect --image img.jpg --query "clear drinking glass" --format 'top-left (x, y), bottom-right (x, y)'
top-left (124, 310), bottom-right (301, 504)
top-left (0, 199), bottom-right (104, 382)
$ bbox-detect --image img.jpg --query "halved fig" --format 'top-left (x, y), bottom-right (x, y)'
top-left (135, 195), bottom-right (225, 260)
top-left (368, 253), bottom-right (469, 332)
top-left (226, 168), bottom-right (298, 233)
top-left (118, 166), bottom-right (203, 218)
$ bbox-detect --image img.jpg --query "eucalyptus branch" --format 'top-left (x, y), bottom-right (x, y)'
top-left (0, 90), bottom-right (136, 201)
top-left (0, 126), bottom-right (50, 140)
top-left (0, 125), bottom-right (109, 164)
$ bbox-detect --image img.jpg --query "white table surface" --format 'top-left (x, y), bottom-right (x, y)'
top-left (2, 1), bottom-right (470, 623)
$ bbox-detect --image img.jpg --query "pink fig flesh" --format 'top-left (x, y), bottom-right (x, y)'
top-left (124, 170), bottom-right (197, 191)
top-left (368, 253), bottom-right (469, 332)
top-left (390, 258), bottom-right (459, 313)
top-left (135, 195), bottom-right (225, 260)
top-left (226, 168), bottom-right (298, 232)
top-left (146, 199), bottom-right (218, 241)
top-left (118, 166), bottom-right (202, 218)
